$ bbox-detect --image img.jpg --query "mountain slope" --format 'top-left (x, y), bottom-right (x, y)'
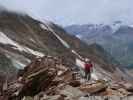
top-left (0, 10), bottom-right (131, 84)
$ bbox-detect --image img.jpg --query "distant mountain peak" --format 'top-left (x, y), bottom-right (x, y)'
top-left (113, 20), bottom-right (122, 25)
top-left (65, 22), bottom-right (133, 67)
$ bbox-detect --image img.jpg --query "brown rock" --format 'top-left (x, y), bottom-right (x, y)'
top-left (79, 80), bottom-right (108, 94)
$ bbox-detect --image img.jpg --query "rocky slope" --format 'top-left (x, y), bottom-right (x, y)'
top-left (2, 56), bottom-right (133, 100)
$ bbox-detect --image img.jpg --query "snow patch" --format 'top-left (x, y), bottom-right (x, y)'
top-left (44, 23), bottom-right (70, 49)
top-left (12, 59), bottom-right (26, 69)
top-left (0, 31), bottom-right (44, 57)
top-left (5, 54), bottom-right (27, 69)
top-left (91, 72), bottom-right (98, 80)
top-left (110, 22), bottom-right (123, 33)
top-left (76, 34), bottom-right (82, 39)
top-left (76, 58), bottom-right (85, 69)
top-left (40, 23), bottom-right (48, 30)
top-left (30, 38), bottom-right (36, 43)
top-left (54, 33), bottom-right (70, 49)
top-left (12, 46), bottom-right (44, 57)
top-left (23, 47), bottom-right (44, 57)
top-left (0, 32), bottom-right (27, 51)
top-left (0, 32), bottom-right (21, 49)
top-left (0, 32), bottom-right (15, 44)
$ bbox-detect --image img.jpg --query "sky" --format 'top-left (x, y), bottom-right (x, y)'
top-left (0, 0), bottom-right (133, 26)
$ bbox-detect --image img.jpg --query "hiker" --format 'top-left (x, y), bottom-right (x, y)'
top-left (72, 50), bottom-right (93, 80)
top-left (76, 57), bottom-right (93, 80)
top-left (84, 58), bottom-right (93, 80)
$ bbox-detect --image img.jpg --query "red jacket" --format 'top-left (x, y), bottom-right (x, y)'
top-left (84, 63), bottom-right (93, 72)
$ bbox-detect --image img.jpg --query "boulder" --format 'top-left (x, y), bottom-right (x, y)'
top-left (79, 80), bottom-right (108, 94)
top-left (60, 85), bottom-right (84, 99)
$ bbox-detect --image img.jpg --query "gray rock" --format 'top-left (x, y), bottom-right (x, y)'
top-left (60, 85), bottom-right (84, 99)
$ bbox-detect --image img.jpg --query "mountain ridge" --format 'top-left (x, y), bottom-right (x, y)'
top-left (65, 23), bottom-right (133, 67)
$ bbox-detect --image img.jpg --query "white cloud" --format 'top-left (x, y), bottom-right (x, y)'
top-left (0, 0), bottom-right (132, 25)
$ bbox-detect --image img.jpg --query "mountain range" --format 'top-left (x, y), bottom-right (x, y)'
top-left (65, 21), bottom-right (133, 68)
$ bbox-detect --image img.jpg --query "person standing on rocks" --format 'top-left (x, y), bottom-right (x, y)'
top-left (84, 58), bottom-right (93, 80)
top-left (72, 50), bottom-right (93, 80)
top-left (75, 57), bottom-right (93, 81)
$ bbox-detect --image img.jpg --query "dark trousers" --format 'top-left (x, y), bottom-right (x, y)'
top-left (85, 71), bottom-right (91, 81)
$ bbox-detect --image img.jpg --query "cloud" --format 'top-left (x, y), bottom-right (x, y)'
top-left (0, 0), bottom-right (132, 25)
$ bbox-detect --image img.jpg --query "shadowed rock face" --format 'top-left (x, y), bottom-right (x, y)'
top-left (0, 52), bottom-right (17, 80)
top-left (7, 56), bottom-right (73, 99)
top-left (0, 72), bottom-right (6, 94)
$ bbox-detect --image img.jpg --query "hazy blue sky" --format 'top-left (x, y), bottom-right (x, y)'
top-left (0, 0), bottom-right (132, 26)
